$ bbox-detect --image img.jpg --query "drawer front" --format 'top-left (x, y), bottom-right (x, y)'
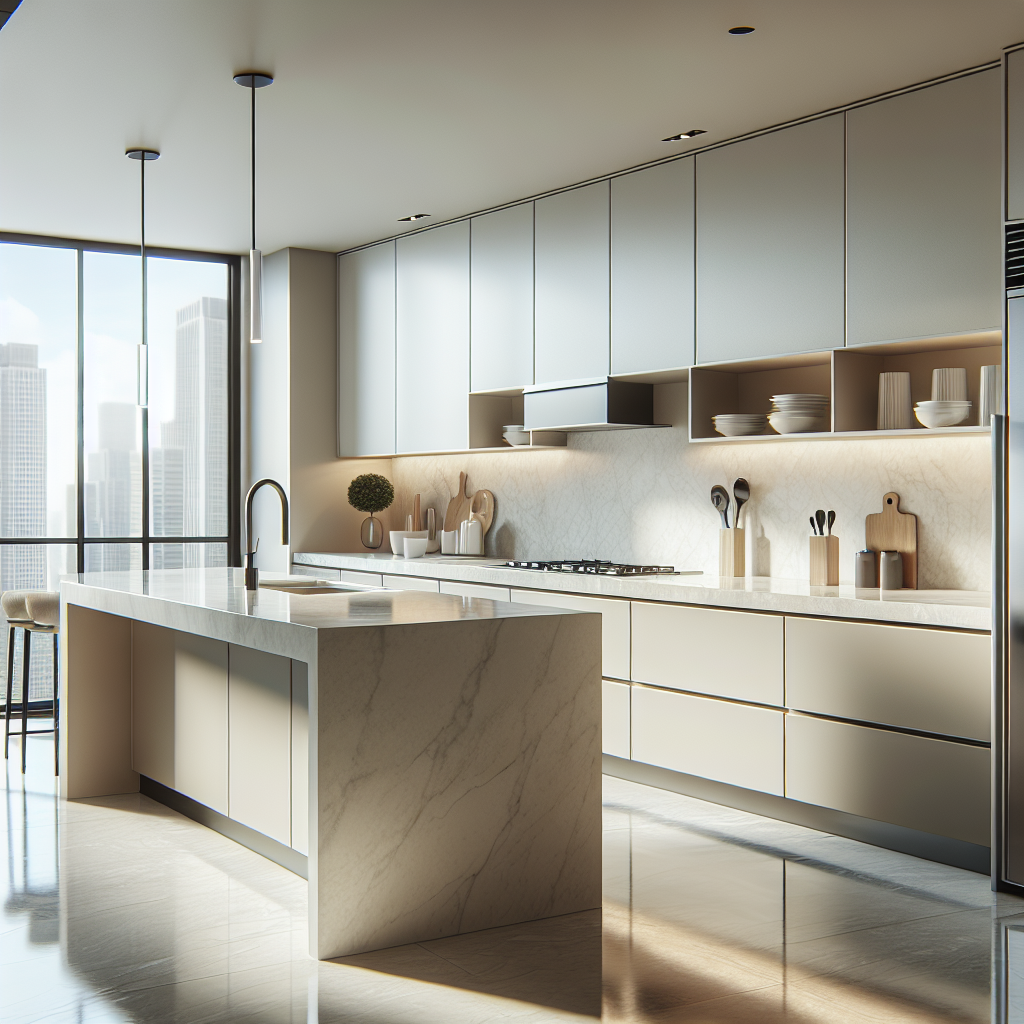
top-left (631, 685), bottom-right (784, 795)
top-left (631, 602), bottom-right (784, 706)
top-left (786, 714), bottom-right (989, 846)
top-left (340, 569), bottom-right (384, 587)
top-left (291, 564), bottom-right (342, 580)
top-left (382, 574), bottom-right (441, 593)
top-left (439, 581), bottom-right (512, 601)
top-left (510, 589), bottom-right (630, 680)
top-left (785, 617), bottom-right (990, 741)
top-left (603, 680), bottom-right (630, 758)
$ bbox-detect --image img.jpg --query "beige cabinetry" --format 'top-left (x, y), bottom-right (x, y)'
top-left (439, 581), bottom-right (512, 601)
top-left (131, 623), bottom-right (229, 815)
top-left (602, 679), bottom-right (630, 759)
top-left (631, 602), bottom-right (783, 706)
top-left (510, 588), bottom-right (630, 679)
top-left (382, 574), bottom-right (441, 593)
top-left (631, 685), bottom-right (784, 795)
top-left (228, 645), bottom-right (293, 847)
top-left (340, 569), bottom-right (384, 587)
top-left (785, 617), bottom-right (990, 742)
top-left (291, 660), bottom-right (309, 856)
top-left (785, 714), bottom-right (989, 846)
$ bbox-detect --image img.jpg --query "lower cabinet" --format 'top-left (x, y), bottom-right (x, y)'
top-left (291, 660), bottom-right (309, 856)
top-left (291, 564), bottom-right (342, 580)
top-left (439, 581), bottom-right (512, 601)
top-left (602, 679), bottom-right (630, 758)
top-left (785, 714), bottom-right (989, 846)
top-left (382, 574), bottom-right (441, 593)
top-left (631, 685), bottom-right (784, 796)
top-left (340, 569), bottom-right (385, 587)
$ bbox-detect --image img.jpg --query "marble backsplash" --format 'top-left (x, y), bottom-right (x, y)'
top-left (382, 385), bottom-right (992, 590)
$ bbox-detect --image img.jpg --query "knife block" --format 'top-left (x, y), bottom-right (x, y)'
top-left (809, 535), bottom-right (839, 587)
top-left (719, 528), bottom-right (745, 578)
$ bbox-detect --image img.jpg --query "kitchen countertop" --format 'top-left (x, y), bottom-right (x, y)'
top-left (293, 552), bottom-right (992, 632)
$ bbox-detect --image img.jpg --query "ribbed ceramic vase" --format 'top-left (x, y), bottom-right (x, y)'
top-left (360, 515), bottom-right (383, 549)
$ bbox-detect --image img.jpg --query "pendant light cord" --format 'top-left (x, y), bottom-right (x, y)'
top-left (251, 81), bottom-right (256, 252)
top-left (140, 156), bottom-right (147, 348)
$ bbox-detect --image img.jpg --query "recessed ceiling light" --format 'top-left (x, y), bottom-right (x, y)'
top-left (398, 213), bottom-right (431, 222)
top-left (662, 129), bottom-right (707, 142)
top-left (729, 25), bottom-right (755, 34)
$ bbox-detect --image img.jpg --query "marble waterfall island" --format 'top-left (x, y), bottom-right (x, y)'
top-left (59, 568), bottom-right (602, 959)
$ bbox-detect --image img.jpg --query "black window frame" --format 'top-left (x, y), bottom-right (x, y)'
top-left (0, 231), bottom-right (243, 570)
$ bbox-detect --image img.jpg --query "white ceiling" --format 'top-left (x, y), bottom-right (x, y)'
top-left (1, 0), bottom-right (1022, 256)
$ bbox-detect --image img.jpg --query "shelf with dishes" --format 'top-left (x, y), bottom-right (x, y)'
top-left (689, 331), bottom-right (1001, 443)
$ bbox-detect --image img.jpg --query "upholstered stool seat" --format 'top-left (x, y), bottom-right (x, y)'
top-left (25, 592), bottom-right (59, 629)
top-left (1, 590), bottom-right (34, 624)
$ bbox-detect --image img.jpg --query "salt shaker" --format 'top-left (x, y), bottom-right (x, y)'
top-left (855, 550), bottom-right (876, 588)
top-left (880, 550), bottom-right (903, 590)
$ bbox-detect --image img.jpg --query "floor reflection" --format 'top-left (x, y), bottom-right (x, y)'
top-left (5, 730), bottom-right (1024, 1022)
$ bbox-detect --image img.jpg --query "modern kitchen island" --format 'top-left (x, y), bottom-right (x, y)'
top-left (58, 567), bottom-right (602, 959)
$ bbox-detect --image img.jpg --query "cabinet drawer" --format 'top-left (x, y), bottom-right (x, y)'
top-left (382, 574), bottom-right (441, 593)
top-left (603, 680), bottom-right (630, 759)
top-left (291, 564), bottom-right (342, 580)
top-left (340, 569), bottom-right (384, 587)
top-left (785, 617), bottom-right (990, 742)
top-left (631, 602), bottom-right (783, 706)
top-left (631, 685), bottom-right (783, 796)
top-left (510, 589), bottom-right (630, 680)
top-left (786, 714), bottom-right (989, 846)
top-left (439, 581), bottom-right (512, 601)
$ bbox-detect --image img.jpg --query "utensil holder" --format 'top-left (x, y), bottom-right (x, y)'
top-left (719, 528), bottom-right (744, 578)
top-left (809, 535), bottom-right (839, 586)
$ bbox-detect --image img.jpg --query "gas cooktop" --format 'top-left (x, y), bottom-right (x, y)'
top-left (504, 559), bottom-right (679, 576)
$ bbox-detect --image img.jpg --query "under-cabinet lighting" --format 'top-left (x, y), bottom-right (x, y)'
top-left (398, 213), bottom-right (431, 222)
top-left (662, 129), bottom-right (706, 142)
top-left (728, 25), bottom-right (755, 34)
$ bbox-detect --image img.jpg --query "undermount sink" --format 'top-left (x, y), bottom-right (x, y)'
top-left (258, 582), bottom-right (368, 595)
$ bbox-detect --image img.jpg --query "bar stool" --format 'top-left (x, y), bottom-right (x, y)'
top-left (2, 590), bottom-right (59, 775)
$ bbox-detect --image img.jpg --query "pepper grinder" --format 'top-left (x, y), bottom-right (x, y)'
top-left (880, 550), bottom-right (903, 590)
top-left (855, 550), bottom-right (876, 588)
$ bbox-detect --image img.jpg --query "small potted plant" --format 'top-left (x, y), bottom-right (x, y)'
top-left (347, 473), bottom-right (394, 550)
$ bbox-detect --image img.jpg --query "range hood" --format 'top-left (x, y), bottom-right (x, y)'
top-left (523, 378), bottom-right (658, 431)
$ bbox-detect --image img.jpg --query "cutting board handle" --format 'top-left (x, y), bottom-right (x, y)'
top-left (883, 492), bottom-right (900, 512)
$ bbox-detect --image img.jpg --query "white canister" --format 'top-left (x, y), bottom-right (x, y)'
top-left (441, 530), bottom-right (458, 555)
top-left (460, 519), bottom-right (483, 556)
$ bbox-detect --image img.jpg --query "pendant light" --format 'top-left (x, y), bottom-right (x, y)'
top-left (126, 147), bottom-right (160, 407)
top-left (233, 71), bottom-right (274, 344)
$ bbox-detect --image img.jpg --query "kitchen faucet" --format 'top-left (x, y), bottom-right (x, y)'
top-left (244, 478), bottom-right (289, 590)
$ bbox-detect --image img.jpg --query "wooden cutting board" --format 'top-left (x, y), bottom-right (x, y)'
top-left (443, 472), bottom-right (473, 532)
top-left (470, 489), bottom-right (495, 536)
top-left (865, 492), bottom-right (918, 589)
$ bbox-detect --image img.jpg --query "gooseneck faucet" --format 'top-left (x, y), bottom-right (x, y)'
top-left (244, 478), bottom-right (289, 590)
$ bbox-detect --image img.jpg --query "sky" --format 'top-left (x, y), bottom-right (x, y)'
top-left (0, 241), bottom-right (227, 536)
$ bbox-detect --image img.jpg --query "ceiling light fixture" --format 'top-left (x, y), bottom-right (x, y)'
top-left (398, 213), bottom-right (431, 222)
top-left (662, 129), bottom-right (707, 142)
top-left (126, 147), bottom-right (160, 408)
top-left (728, 25), bottom-right (755, 34)
top-left (233, 71), bottom-right (274, 344)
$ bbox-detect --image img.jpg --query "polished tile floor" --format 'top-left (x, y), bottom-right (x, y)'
top-left (4, 729), bottom-right (1024, 1022)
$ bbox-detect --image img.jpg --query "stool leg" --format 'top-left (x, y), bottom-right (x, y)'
top-left (53, 632), bottom-right (59, 776)
top-left (4, 624), bottom-right (15, 760)
top-left (21, 630), bottom-right (30, 774)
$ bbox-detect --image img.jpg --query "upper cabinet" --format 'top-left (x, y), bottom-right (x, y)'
top-left (535, 182), bottom-right (610, 385)
top-left (1009, 49), bottom-right (1024, 223)
top-left (696, 115), bottom-right (846, 364)
top-left (847, 70), bottom-right (1002, 346)
top-left (338, 242), bottom-right (396, 457)
top-left (470, 204), bottom-right (534, 392)
top-left (396, 222), bottom-right (470, 453)
top-left (611, 160), bottom-right (695, 375)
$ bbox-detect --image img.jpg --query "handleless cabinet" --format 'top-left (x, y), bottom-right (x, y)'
top-left (611, 159), bottom-right (695, 374)
top-left (396, 222), bottom-right (470, 452)
top-left (338, 241), bottom-right (396, 457)
top-left (602, 679), bottom-right (630, 758)
top-left (1009, 48), bottom-right (1024, 223)
top-left (382, 574), bottom-right (441, 593)
top-left (847, 70), bottom-right (1002, 345)
top-left (439, 581), bottom-right (512, 601)
top-left (534, 182), bottom-right (610, 385)
top-left (696, 114), bottom-right (845, 363)
top-left (471, 204), bottom-right (534, 392)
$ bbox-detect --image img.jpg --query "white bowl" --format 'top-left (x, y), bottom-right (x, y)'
top-left (503, 429), bottom-right (531, 446)
top-left (713, 414), bottom-right (767, 437)
top-left (403, 537), bottom-right (428, 559)
top-left (390, 530), bottom-right (428, 553)
top-left (771, 394), bottom-right (829, 405)
top-left (914, 400), bottom-right (972, 428)
top-left (768, 411), bottom-right (827, 434)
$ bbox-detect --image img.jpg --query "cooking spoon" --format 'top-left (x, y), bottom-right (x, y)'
top-left (732, 478), bottom-right (750, 527)
top-left (827, 510), bottom-right (836, 535)
top-left (815, 509), bottom-right (826, 537)
top-left (711, 485), bottom-right (731, 529)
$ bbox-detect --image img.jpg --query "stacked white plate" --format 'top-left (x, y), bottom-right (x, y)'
top-left (914, 400), bottom-right (972, 428)
top-left (768, 394), bottom-right (829, 434)
top-left (712, 413), bottom-right (768, 437)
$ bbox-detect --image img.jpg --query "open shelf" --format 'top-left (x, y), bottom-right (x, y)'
top-left (690, 424), bottom-right (990, 444)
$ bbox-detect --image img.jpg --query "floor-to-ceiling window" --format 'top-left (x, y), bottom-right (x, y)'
top-left (0, 236), bottom-right (241, 706)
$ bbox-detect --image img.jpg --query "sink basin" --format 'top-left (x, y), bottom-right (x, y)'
top-left (259, 583), bottom-right (367, 595)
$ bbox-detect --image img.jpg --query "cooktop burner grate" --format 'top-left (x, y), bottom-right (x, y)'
top-left (504, 559), bottom-right (679, 576)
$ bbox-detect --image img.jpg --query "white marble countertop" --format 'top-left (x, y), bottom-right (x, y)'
top-left (293, 552), bottom-right (992, 632)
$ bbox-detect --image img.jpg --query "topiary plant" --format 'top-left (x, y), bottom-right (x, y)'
top-left (347, 473), bottom-right (394, 514)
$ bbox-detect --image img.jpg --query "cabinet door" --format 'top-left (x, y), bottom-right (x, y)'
top-left (696, 115), bottom-right (845, 363)
top-left (340, 569), bottom-right (385, 587)
top-left (291, 660), bottom-right (309, 855)
top-left (847, 70), bottom-right (1001, 345)
top-left (602, 679), bottom-right (630, 758)
top-left (1008, 49), bottom-right (1024, 223)
top-left (338, 242), bottom-right (396, 456)
top-left (535, 182), bottom-right (610, 385)
top-left (228, 645), bottom-right (292, 845)
top-left (396, 222), bottom-right (470, 452)
top-left (382, 574), bottom-right (441, 593)
top-left (439, 581), bottom-right (512, 601)
top-left (611, 160), bottom-right (695, 374)
top-left (471, 204), bottom-right (534, 391)
top-left (632, 685), bottom-right (784, 795)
